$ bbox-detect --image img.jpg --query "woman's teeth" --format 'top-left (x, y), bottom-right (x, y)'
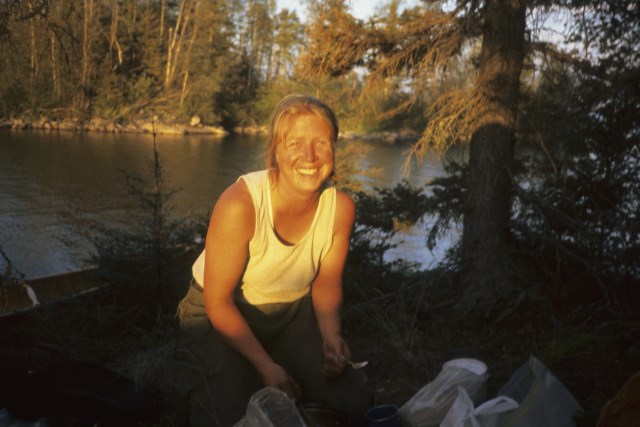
top-left (297, 168), bottom-right (318, 176)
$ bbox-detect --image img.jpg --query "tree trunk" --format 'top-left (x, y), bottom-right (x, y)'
top-left (160, 0), bottom-right (165, 39)
top-left (79, 0), bottom-right (94, 116)
top-left (28, 0), bottom-right (40, 95)
top-left (165, 0), bottom-right (196, 88)
top-left (50, 30), bottom-right (59, 96)
top-left (179, 25), bottom-right (198, 107)
top-left (29, 16), bottom-right (37, 84)
top-left (110, 1), bottom-right (123, 69)
top-left (82, 0), bottom-right (93, 89)
top-left (460, 0), bottom-right (526, 306)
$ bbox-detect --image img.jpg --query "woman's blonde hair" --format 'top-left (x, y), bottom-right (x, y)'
top-left (265, 94), bottom-right (339, 181)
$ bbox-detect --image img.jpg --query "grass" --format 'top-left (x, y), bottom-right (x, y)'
top-left (0, 266), bottom-right (638, 426)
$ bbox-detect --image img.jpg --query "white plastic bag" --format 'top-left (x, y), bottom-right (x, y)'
top-left (473, 394), bottom-right (519, 427)
top-left (233, 387), bottom-right (306, 427)
top-left (440, 387), bottom-right (519, 427)
top-left (398, 359), bottom-right (488, 427)
top-left (440, 387), bottom-right (480, 427)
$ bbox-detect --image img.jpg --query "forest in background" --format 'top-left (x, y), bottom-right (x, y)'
top-left (1, 1), bottom-right (640, 426)
top-left (0, 0), bottom-right (426, 132)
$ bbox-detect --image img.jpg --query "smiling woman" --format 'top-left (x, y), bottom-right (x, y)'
top-left (173, 94), bottom-right (373, 427)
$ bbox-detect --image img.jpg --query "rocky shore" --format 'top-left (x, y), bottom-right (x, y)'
top-left (0, 115), bottom-right (228, 136)
top-left (1, 115), bottom-right (420, 144)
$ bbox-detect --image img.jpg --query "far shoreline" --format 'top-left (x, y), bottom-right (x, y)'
top-left (0, 115), bottom-right (420, 144)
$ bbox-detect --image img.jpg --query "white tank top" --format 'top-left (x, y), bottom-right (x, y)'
top-left (191, 170), bottom-right (337, 304)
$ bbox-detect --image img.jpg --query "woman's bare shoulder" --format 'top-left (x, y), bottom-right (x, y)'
top-left (335, 189), bottom-right (355, 212)
top-left (334, 189), bottom-right (356, 230)
top-left (220, 179), bottom-right (251, 202)
top-left (212, 180), bottom-right (254, 226)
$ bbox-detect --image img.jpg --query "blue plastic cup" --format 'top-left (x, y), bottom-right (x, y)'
top-left (365, 404), bottom-right (401, 426)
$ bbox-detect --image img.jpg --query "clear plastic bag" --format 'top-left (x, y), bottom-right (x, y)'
top-left (398, 359), bottom-right (489, 427)
top-left (440, 387), bottom-right (519, 427)
top-left (440, 387), bottom-right (480, 427)
top-left (497, 355), bottom-right (583, 427)
top-left (233, 387), bottom-right (306, 427)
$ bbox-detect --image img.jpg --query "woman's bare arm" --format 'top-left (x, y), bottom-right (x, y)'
top-left (203, 180), bottom-right (299, 396)
top-left (311, 190), bottom-right (356, 376)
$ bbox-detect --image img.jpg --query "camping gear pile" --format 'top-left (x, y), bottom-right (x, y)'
top-left (4, 355), bottom-right (637, 426)
top-left (232, 355), bottom-right (585, 426)
top-left (398, 356), bottom-right (583, 426)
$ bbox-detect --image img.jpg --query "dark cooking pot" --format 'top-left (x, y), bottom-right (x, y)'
top-left (300, 404), bottom-right (351, 427)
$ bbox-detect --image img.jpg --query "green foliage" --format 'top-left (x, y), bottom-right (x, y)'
top-left (421, 148), bottom-right (640, 318)
top-left (254, 74), bottom-right (366, 129)
top-left (212, 54), bottom-right (259, 129)
top-left (305, 74), bottom-right (366, 132)
top-left (419, 61), bottom-right (640, 319)
top-left (0, 245), bottom-right (26, 295)
top-left (422, 161), bottom-right (466, 253)
top-left (372, 92), bottom-right (427, 132)
top-left (93, 71), bottom-right (127, 119)
top-left (346, 181), bottom-right (428, 296)
top-left (177, 73), bottom-right (221, 123)
top-left (253, 79), bottom-right (311, 124)
top-left (512, 67), bottom-right (640, 312)
top-left (88, 138), bottom-right (201, 310)
top-left (129, 74), bottom-right (160, 104)
top-left (0, 0), bottom-right (429, 132)
top-left (0, 80), bottom-right (28, 117)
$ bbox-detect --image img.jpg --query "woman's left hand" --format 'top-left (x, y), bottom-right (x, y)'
top-left (321, 334), bottom-right (351, 377)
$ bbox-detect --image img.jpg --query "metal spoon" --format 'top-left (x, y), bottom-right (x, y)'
top-left (348, 360), bottom-right (369, 369)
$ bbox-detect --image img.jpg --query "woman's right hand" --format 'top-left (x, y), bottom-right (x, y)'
top-left (258, 362), bottom-right (301, 399)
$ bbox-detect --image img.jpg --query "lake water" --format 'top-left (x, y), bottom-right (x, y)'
top-left (0, 129), bottom-right (461, 278)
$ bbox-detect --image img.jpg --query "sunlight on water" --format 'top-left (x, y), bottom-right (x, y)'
top-left (0, 130), bottom-right (459, 278)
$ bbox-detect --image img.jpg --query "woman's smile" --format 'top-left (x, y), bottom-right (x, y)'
top-left (297, 168), bottom-right (318, 175)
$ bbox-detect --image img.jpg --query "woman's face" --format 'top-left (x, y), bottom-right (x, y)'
top-left (275, 113), bottom-right (335, 196)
